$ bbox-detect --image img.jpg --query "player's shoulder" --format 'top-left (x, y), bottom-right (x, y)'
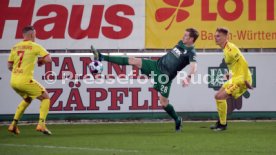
top-left (224, 42), bottom-right (239, 53)
top-left (12, 41), bottom-right (24, 48)
top-left (13, 40), bottom-right (40, 48)
top-left (29, 41), bottom-right (43, 48)
top-left (189, 47), bottom-right (197, 55)
top-left (10, 41), bottom-right (24, 52)
top-left (191, 47), bottom-right (197, 53)
top-left (227, 42), bottom-right (239, 50)
top-left (30, 42), bottom-right (47, 53)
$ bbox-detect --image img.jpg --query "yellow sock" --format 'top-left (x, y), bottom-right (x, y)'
top-left (39, 99), bottom-right (50, 124)
top-left (216, 100), bottom-right (227, 125)
top-left (12, 100), bottom-right (30, 125)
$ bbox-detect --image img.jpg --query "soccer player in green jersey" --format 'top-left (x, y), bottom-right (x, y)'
top-left (92, 28), bottom-right (199, 132)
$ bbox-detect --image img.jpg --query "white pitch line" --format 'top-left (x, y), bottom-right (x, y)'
top-left (0, 143), bottom-right (139, 153)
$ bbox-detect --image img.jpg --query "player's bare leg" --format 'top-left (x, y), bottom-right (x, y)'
top-left (215, 87), bottom-right (230, 100)
top-left (128, 57), bottom-right (142, 68)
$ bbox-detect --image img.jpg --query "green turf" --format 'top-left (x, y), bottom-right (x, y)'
top-left (0, 122), bottom-right (275, 155)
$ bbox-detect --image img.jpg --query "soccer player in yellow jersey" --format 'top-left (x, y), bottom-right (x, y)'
top-left (7, 26), bottom-right (52, 135)
top-left (211, 27), bottom-right (253, 131)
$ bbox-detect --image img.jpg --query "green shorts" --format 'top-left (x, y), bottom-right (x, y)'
top-left (141, 59), bottom-right (172, 98)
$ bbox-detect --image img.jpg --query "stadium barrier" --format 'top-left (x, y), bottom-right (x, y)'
top-left (0, 53), bottom-right (276, 121)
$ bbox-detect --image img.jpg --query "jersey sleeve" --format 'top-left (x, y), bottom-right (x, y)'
top-left (227, 43), bottom-right (241, 62)
top-left (189, 51), bottom-right (197, 62)
top-left (240, 59), bottom-right (249, 78)
top-left (36, 44), bottom-right (49, 57)
top-left (232, 47), bottom-right (241, 62)
top-left (8, 47), bottom-right (16, 62)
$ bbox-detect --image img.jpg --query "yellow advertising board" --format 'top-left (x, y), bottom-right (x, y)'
top-left (146, 0), bottom-right (276, 49)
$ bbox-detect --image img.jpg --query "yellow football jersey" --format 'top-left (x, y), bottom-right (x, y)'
top-left (223, 42), bottom-right (252, 81)
top-left (8, 40), bottom-right (49, 82)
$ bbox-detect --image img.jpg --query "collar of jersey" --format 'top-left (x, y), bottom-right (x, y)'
top-left (178, 40), bottom-right (194, 50)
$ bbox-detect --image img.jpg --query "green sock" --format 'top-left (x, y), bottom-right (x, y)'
top-left (163, 104), bottom-right (179, 122)
top-left (102, 55), bottom-right (129, 65)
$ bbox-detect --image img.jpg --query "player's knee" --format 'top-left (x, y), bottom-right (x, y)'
top-left (43, 93), bottom-right (50, 100)
top-left (128, 57), bottom-right (135, 64)
top-left (160, 101), bottom-right (168, 107)
top-left (215, 92), bottom-right (229, 100)
top-left (24, 97), bottom-right (32, 103)
top-left (129, 57), bottom-right (142, 68)
top-left (37, 91), bottom-right (50, 100)
top-left (215, 93), bottom-right (221, 100)
top-left (159, 96), bottom-right (168, 106)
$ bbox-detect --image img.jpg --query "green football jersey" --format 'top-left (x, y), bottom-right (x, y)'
top-left (157, 40), bottom-right (197, 80)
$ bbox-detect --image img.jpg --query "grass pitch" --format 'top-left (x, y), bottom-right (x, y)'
top-left (0, 121), bottom-right (275, 155)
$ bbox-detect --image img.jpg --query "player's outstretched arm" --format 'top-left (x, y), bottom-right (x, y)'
top-left (38, 55), bottom-right (52, 67)
top-left (245, 80), bottom-right (253, 89)
top-left (182, 62), bottom-right (197, 87)
top-left (240, 60), bottom-right (253, 89)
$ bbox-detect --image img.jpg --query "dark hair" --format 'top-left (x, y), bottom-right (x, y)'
top-left (186, 28), bottom-right (199, 43)
top-left (22, 25), bottom-right (35, 34)
top-left (216, 27), bottom-right (229, 35)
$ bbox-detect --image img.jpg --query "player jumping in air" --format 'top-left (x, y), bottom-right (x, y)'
top-left (91, 28), bottom-right (199, 132)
